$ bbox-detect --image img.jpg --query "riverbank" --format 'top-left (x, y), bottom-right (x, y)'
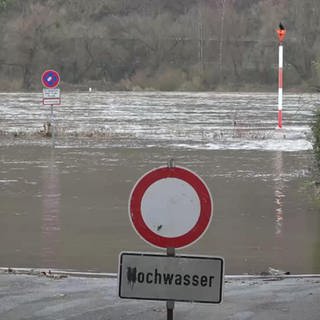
top-left (0, 268), bottom-right (319, 320)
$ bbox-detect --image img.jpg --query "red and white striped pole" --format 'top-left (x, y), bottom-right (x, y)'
top-left (276, 24), bottom-right (286, 129)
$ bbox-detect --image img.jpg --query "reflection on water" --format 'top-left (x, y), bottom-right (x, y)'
top-left (41, 152), bottom-right (61, 267)
top-left (315, 226), bottom-right (320, 272)
top-left (0, 145), bottom-right (318, 274)
top-left (274, 151), bottom-right (285, 237)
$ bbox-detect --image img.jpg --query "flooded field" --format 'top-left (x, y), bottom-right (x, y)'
top-left (0, 92), bottom-right (319, 274)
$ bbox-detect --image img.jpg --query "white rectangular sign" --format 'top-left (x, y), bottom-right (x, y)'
top-left (43, 88), bottom-right (60, 98)
top-left (43, 88), bottom-right (61, 105)
top-left (118, 252), bottom-right (224, 304)
top-left (43, 98), bottom-right (61, 105)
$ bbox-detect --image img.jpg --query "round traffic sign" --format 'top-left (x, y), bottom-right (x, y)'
top-left (129, 166), bottom-right (212, 249)
top-left (41, 69), bottom-right (60, 88)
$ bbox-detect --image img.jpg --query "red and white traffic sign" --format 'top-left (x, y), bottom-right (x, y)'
top-left (129, 166), bottom-right (213, 249)
top-left (41, 69), bottom-right (60, 88)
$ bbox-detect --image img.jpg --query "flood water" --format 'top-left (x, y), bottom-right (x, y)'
top-left (0, 92), bottom-right (319, 274)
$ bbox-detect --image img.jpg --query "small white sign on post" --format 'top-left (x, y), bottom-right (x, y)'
top-left (119, 252), bottom-right (224, 304)
top-left (42, 88), bottom-right (61, 105)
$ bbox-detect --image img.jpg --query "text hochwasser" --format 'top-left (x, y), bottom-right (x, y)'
top-left (127, 267), bottom-right (215, 288)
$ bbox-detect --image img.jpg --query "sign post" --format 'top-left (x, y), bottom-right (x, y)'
top-left (120, 160), bottom-right (223, 318)
top-left (166, 247), bottom-right (175, 320)
top-left (276, 23), bottom-right (286, 129)
top-left (41, 70), bottom-right (61, 148)
top-left (166, 160), bottom-right (175, 320)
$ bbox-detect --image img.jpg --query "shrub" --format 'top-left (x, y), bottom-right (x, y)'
top-left (151, 67), bottom-right (187, 91)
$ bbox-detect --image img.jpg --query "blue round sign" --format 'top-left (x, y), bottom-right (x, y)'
top-left (41, 69), bottom-right (60, 88)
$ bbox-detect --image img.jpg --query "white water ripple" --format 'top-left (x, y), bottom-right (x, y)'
top-left (0, 92), bottom-right (318, 151)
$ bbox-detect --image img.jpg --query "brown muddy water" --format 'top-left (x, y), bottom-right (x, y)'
top-left (0, 145), bottom-right (319, 274)
top-left (0, 92), bottom-right (319, 274)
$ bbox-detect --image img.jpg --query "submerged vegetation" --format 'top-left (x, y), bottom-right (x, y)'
top-left (0, 0), bottom-right (320, 91)
top-left (312, 109), bottom-right (320, 173)
top-left (309, 107), bottom-right (320, 210)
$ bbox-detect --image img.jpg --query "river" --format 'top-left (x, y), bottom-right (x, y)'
top-left (0, 92), bottom-right (319, 274)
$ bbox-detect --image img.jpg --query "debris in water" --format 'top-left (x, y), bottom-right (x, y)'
top-left (260, 267), bottom-right (290, 276)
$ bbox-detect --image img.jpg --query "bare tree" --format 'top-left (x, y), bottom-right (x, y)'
top-left (3, 2), bottom-right (58, 89)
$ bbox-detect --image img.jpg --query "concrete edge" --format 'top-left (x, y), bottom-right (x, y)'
top-left (0, 267), bottom-right (117, 278)
top-left (1, 267), bottom-right (320, 280)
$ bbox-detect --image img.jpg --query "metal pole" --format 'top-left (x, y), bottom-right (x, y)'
top-left (166, 161), bottom-right (175, 319)
top-left (166, 300), bottom-right (174, 320)
top-left (51, 104), bottom-right (55, 148)
top-left (219, 0), bottom-right (226, 79)
top-left (167, 158), bottom-right (175, 169)
top-left (276, 24), bottom-right (286, 129)
top-left (278, 43), bottom-right (283, 129)
top-left (166, 247), bottom-right (175, 320)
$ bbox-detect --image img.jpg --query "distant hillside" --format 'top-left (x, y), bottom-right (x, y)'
top-left (0, 0), bottom-right (320, 91)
